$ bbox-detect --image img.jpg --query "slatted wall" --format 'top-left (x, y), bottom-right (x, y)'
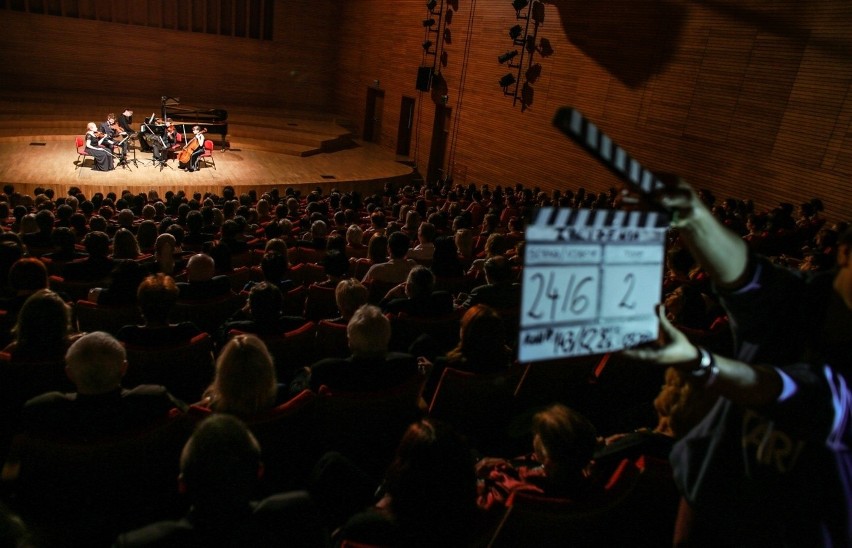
top-left (0, 1), bottom-right (338, 109)
top-left (2, 1), bottom-right (852, 220)
top-left (333, 0), bottom-right (852, 222)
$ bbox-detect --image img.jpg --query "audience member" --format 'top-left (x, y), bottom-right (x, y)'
top-left (361, 232), bottom-right (416, 285)
top-left (337, 418), bottom-right (480, 547)
top-left (430, 235), bottom-right (466, 279)
top-left (176, 253), bottom-right (232, 300)
top-left (112, 228), bottom-right (142, 260)
top-left (62, 231), bottom-right (115, 281)
top-left (0, 257), bottom-right (50, 319)
top-left (303, 304), bottom-right (418, 392)
top-left (379, 265), bottom-right (453, 317)
top-left (117, 274), bottom-right (202, 347)
top-left (115, 414), bottom-right (327, 547)
top-left (476, 404), bottom-right (599, 510)
top-left (458, 255), bottom-right (520, 310)
top-left (19, 331), bottom-right (185, 440)
top-left (217, 282), bottom-right (305, 346)
top-left (88, 259), bottom-right (148, 306)
top-left (326, 279), bottom-right (369, 325)
top-left (352, 233), bottom-right (387, 279)
top-left (406, 222), bottom-right (437, 263)
top-left (200, 334), bottom-right (288, 418)
top-left (313, 249), bottom-right (350, 289)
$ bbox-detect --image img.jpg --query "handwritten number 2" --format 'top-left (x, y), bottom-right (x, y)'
top-left (528, 273), bottom-right (545, 319)
top-left (619, 273), bottom-right (636, 309)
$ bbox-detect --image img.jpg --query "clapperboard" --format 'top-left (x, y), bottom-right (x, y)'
top-left (516, 108), bottom-right (669, 362)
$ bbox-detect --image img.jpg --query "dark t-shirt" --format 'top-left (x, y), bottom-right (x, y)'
top-left (308, 352), bottom-right (418, 393)
top-left (22, 385), bottom-right (182, 440)
top-left (117, 323), bottom-right (203, 347)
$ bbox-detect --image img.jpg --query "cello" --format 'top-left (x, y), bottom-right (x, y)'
top-left (178, 128), bottom-right (207, 165)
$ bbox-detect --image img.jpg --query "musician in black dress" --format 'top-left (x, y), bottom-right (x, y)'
top-left (85, 122), bottom-right (114, 171)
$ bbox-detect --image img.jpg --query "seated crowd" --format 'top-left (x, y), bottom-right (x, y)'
top-left (0, 180), bottom-right (842, 546)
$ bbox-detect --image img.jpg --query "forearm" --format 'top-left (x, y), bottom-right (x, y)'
top-left (673, 203), bottom-right (749, 288)
top-left (710, 354), bottom-right (783, 408)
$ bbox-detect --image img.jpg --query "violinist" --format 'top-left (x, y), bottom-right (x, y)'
top-left (181, 125), bottom-right (206, 172)
top-left (152, 121), bottom-right (177, 163)
top-left (85, 122), bottom-right (114, 171)
top-left (100, 113), bottom-right (128, 163)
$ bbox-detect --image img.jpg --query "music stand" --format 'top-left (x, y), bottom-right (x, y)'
top-left (124, 132), bottom-right (141, 168)
top-left (155, 133), bottom-right (173, 171)
top-left (113, 135), bottom-right (133, 171)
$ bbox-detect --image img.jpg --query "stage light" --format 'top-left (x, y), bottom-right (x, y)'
top-left (422, 40), bottom-right (433, 51)
top-left (423, 18), bottom-right (436, 27)
top-left (509, 25), bottom-right (523, 41)
top-left (532, 1), bottom-right (545, 23)
top-left (512, 0), bottom-right (528, 12)
top-left (499, 73), bottom-right (516, 88)
top-left (426, 0), bottom-right (437, 11)
top-left (498, 50), bottom-right (518, 64)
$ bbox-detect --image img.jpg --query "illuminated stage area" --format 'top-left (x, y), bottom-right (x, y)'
top-left (0, 96), bottom-right (415, 199)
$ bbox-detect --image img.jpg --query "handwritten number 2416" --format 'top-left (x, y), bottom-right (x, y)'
top-left (527, 272), bottom-right (592, 321)
top-left (527, 271), bottom-right (638, 321)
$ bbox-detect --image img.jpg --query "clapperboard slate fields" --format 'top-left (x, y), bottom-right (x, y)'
top-left (516, 108), bottom-right (669, 362)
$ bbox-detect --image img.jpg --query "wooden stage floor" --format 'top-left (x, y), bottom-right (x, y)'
top-left (0, 91), bottom-right (415, 199)
top-left (0, 138), bottom-right (415, 199)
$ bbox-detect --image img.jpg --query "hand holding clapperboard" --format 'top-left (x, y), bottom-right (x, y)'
top-left (517, 108), bottom-right (671, 363)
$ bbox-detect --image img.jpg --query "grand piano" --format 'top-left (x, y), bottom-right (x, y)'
top-left (161, 97), bottom-right (228, 148)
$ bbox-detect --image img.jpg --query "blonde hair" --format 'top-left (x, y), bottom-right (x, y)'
top-left (203, 334), bottom-right (278, 418)
top-left (347, 304), bottom-right (390, 356)
top-left (335, 279), bottom-right (368, 320)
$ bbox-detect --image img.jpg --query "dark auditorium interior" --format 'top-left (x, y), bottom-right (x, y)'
top-left (0, 1), bottom-right (850, 546)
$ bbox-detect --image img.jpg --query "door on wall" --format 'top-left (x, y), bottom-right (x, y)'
top-left (427, 103), bottom-right (450, 183)
top-left (363, 87), bottom-right (385, 143)
top-left (396, 96), bottom-right (415, 156)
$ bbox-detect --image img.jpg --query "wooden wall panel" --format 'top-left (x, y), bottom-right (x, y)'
top-left (3, 1), bottom-right (852, 220)
top-left (331, 0), bottom-right (852, 222)
top-left (0, 2), bottom-right (337, 109)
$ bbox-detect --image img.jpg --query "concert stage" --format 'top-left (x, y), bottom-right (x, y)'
top-left (0, 96), bottom-right (416, 200)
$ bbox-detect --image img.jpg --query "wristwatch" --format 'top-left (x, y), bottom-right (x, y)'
top-left (690, 346), bottom-right (719, 387)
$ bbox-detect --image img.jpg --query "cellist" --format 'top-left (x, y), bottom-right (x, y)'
top-left (180, 125), bottom-right (206, 172)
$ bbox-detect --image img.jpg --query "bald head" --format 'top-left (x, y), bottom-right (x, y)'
top-left (65, 331), bottom-right (127, 394)
top-left (186, 253), bottom-right (215, 282)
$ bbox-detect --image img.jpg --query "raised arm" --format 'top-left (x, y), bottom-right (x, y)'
top-left (658, 177), bottom-right (749, 289)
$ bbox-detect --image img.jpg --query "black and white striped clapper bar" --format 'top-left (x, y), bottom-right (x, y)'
top-left (553, 106), bottom-right (666, 197)
top-left (518, 207), bottom-right (668, 363)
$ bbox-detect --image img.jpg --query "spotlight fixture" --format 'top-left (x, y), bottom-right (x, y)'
top-left (499, 73), bottom-right (516, 88)
top-left (512, 0), bottom-right (529, 12)
top-left (509, 25), bottom-right (523, 41)
top-left (498, 50), bottom-right (518, 64)
top-left (422, 18), bottom-right (436, 27)
top-left (531, 1), bottom-right (545, 23)
top-left (426, 0), bottom-right (437, 11)
top-left (537, 38), bottom-right (554, 57)
top-left (422, 40), bottom-right (433, 51)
